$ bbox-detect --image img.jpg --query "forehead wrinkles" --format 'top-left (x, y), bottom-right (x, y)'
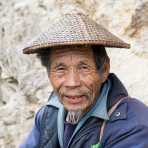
top-left (50, 47), bottom-right (94, 62)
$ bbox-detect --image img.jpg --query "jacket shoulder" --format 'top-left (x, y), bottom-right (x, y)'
top-left (126, 98), bottom-right (148, 126)
top-left (35, 105), bottom-right (59, 147)
top-left (102, 98), bottom-right (148, 147)
top-left (35, 104), bottom-right (58, 130)
top-left (109, 97), bottom-right (148, 126)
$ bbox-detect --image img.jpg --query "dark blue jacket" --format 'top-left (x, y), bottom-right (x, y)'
top-left (20, 73), bottom-right (148, 148)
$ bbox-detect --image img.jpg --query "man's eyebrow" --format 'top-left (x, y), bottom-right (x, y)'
top-left (79, 61), bottom-right (90, 66)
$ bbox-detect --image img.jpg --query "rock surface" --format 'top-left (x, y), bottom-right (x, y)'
top-left (0, 0), bottom-right (148, 147)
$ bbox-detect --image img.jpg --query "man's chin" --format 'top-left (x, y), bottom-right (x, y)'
top-left (66, 107), bottom-right (82, 112)
top-left (63, 104), bottom-right (79, 111)
top-left (64, 105), bottom-right (86, 114)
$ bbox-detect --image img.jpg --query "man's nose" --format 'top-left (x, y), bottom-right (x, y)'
top-left (65, 70), bottom-right (81, 88)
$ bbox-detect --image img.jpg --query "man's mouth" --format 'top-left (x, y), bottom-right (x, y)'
top-left (64, 95), bottom-right (86, 104)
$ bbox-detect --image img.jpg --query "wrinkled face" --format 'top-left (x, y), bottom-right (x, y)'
top-left (49, 47), bottom-right (109, 113)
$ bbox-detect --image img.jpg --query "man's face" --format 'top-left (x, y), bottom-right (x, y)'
top-left (49, 47), bottom-right (109, 113)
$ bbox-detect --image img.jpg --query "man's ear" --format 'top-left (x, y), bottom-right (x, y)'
top-left (101, 59), bottom-right (110, 83)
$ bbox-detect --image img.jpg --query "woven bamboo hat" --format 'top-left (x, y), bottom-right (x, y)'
top-left (23, 13), bottom-right (130, 54)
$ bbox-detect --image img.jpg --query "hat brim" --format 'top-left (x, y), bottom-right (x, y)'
top-left (23, 40), bottom-right (130, 54)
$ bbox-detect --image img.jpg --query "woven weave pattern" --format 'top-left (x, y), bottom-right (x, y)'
top-left (23, 13), bottom-right (130, 54)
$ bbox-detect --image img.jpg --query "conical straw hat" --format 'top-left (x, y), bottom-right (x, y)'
top-left (23, 13), bottom-right (130, 54)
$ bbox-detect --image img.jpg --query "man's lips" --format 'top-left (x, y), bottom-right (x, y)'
top-left (63, 95), bottom-right (86, 104)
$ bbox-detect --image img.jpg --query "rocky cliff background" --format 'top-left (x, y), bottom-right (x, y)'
top-left (0, 0), bottom-right (148, 147)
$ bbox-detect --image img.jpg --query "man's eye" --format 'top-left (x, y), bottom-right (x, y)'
top-left (82, 66), bottom-right (88, 69)
top-left (56, 67), bottom-right (65, 72)
top-left (79, 65), bottom-right (89, 71)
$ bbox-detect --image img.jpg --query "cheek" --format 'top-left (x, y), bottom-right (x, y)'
top-left (49, 73), bottom-right (65, 90)
top-left (80, 72), bottom-right (102, 91)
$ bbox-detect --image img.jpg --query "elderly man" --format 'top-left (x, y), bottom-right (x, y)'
top-left (20, 13), bottom-right (148, 148)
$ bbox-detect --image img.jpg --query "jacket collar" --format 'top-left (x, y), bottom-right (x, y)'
top-left (47, 92), bottom-right (63, 109)
top-left (107, 73), bottom-right (128, 110)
